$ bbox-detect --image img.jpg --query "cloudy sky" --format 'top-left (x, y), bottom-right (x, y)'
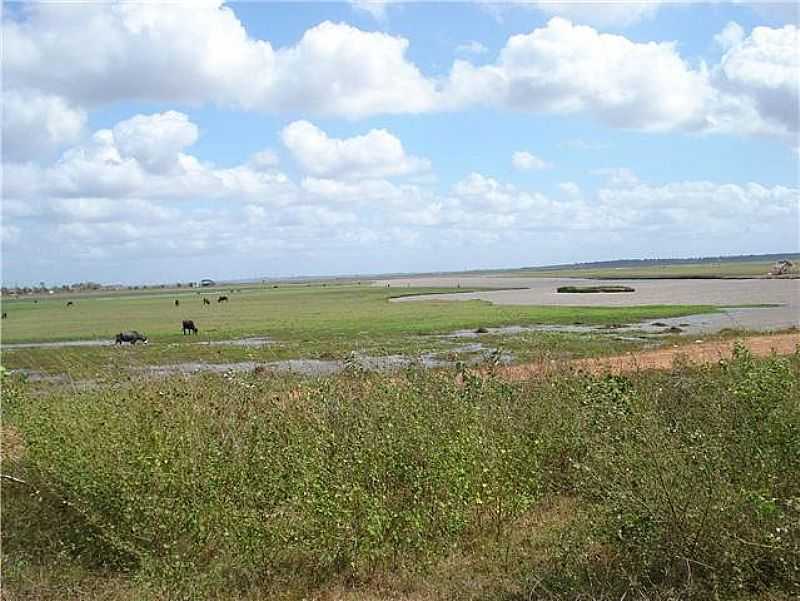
top-left (2, 1), bottom-right (798, 285)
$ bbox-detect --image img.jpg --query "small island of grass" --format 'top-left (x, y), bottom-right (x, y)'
top-left (557, 285), bottom-right (636, 293)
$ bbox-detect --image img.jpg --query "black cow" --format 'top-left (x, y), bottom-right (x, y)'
top-left (66, 301), bottom-right (74, 307)
top-left (115, 331), bottom-right (148, 345)
top-left (217, 295), bottom-right (228, 303)
top-left (1, 312), bottom-right (7, 319)
top-left (203, 297), bottom-right (211, 305)
top-left (182, 320), bottom-right (198, 335)
top-left (175, 299), bottom-right (180, 307)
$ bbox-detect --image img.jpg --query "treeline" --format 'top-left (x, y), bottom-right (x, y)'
top-left (2, 281), bottom-right (198, 295)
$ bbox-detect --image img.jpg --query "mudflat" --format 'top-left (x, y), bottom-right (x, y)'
top-left (388, 277), bottom-right (800, 332)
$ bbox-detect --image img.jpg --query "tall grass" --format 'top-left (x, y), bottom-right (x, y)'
top-left (3, 347), bottom-right (799, 599)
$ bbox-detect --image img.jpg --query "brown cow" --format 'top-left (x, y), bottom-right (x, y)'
top-left (182, 320), bottom-right (198, 335)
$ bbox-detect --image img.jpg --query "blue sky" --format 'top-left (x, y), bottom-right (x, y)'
top-left (2, 1), bottom-right (798, 285)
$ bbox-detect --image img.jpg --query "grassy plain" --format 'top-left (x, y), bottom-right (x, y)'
top-left (3, 347), bottom-right (798, 600)
top-left (2, 284), bottom-right (719, 377)
top-left (502, 259), bottom-right (794, 279)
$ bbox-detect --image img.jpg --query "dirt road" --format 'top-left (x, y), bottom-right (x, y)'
top-left (497, 332), bottom-right (800, 380)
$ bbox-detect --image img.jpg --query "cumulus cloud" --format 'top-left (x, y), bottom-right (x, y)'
top-left (3, 4), bottom-right (437, 120)
top-left (445, 18), bottom-right (712, 131)
top-left (111, 111), bottom-right (198, 174)
top-left (713, 23), bottom-right (799, 135)
top-left (281, 120), bottom-right (431, 179)
top-left (2, 89), bottom-right (87, 161)
top-left (4, 112), bottom-right (299, 205)
top-left (3, 4), bottom-right (797, 145)
top-left (247, 149), bottom-right (280, 171)
top-left (714, 21), bottom-right (745, 50)
top-left (512, 151), bottom-right (552, 171)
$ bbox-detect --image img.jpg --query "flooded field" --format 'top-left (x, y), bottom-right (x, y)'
top-left (390, 277), bottom-right (799, 333)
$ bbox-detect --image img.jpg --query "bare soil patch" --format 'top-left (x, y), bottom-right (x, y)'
top-left (497, 332), bottom-right (799, 380)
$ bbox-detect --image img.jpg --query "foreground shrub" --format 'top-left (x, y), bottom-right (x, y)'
top-left (3, 349), bottom-right (799, 598)
top-left (551, 346), bottom-right (800, 597)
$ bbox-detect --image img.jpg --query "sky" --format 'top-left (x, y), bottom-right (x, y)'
top-left (2, 1), bottom-right (798, 286)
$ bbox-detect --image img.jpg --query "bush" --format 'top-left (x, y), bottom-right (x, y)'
top-left (3, 350), bottom-right (799, 598)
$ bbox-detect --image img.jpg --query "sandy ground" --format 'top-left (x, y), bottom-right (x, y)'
top-left (497, 332), bottom-right (800, 380)
top-left (388, 277), bottom-right (800, 333)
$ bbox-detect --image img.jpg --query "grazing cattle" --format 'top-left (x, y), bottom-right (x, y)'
top-left (203, 297), bottom-right (211, 305)
top-left (217, 295), bottom-right (228, 303)
top-left (175, 299), bottom-right (180, 307)
top-left (182, 319), bottom-right (198, 335)
top-left (115, 331), bottom-right (148, 345)
top-left (66, 301), bottom-right (73, 307)
top-left (1, 312), bottom-right (7, 319)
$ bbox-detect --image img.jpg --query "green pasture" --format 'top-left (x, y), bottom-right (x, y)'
top-left (1, 284), bottom-right (718, 345)
top-left (1, 283), bottom-right (723, 377)
top-left (504, 259), bottom-right (792, 279)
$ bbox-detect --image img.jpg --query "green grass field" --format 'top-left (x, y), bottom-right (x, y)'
top-left (1, 284), bottom-right (718, 345)
top-left (501, 259), bottom-right (795, 279)
top-left (1, 283), bottom-right (720, 377)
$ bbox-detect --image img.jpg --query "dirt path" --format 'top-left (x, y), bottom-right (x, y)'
top-left (497, 332), bottom-right (800, 380)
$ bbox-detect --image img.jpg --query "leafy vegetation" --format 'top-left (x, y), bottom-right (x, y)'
top-left (3, 346), bottom-right (798, 600)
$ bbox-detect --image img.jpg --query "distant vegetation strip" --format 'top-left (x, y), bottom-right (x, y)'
top-left (556, 285), bottom-right (635, 293)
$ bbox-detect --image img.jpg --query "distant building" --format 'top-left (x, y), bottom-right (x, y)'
top-left (200, 278), bottom-right (216, 287)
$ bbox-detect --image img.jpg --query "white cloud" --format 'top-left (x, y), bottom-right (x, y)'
top-left (714, 21), bottom-right (745, 50)
top-left (247, 149), bottom-right (280, 171)
top-left (559, 182), bottom-right (582, 200)
top-left (445, 17), bottom-right (712, 132)
top-left (2, 89), bottom-right (87, 161)
top-left (111, 111), bottom-right (199, 174)
top-left (3, 5), bottom-right (797, 145)
top-left (512, 151), bottom-right (552, 170)
top-left (300, 177), bottom-right (408, 205)
top-left (3, 112), bottom-right (300, 206)
top-left (3, 4), bottom-right (437, 120)
top-left (596, 179), bottom-right (798, 233)
top-left (456, 40), bottom-right (488, 55)
top-left (713, 23), bottom-right (799, 134)
top-left (281, 120), bottom-right (430, 179)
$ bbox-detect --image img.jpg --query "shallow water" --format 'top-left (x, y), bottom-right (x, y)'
top-left (137, 344), bottom-right (512, 378)
top-left (3, 336), bottom-right (275, 350)
top-left (392, 277), bottom-right (799, 334)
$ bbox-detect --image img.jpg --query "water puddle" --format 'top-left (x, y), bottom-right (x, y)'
top-left (138, 344), bottom-right (511, 378)
top-left (3, 336), bottom-right (275, 350)
top-left (2, 339), bottom-right (115, 349)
